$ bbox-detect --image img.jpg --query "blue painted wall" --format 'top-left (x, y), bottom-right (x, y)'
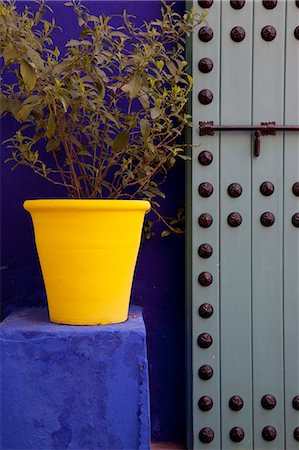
top-left (1, 0), bottom-right (186, 443)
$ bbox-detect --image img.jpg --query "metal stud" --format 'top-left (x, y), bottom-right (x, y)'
top-left (230, 427), bottom-right (245, 442)
top-left (198, 0), bottom-right (213, 8)
top-left (261, 394), bottom-right (277, 410)
top-left (229, 396), bottom-right (244, 411)
top-left (292, 395), bottom-right (299, 410)
top-left (198, 303), bottom-right (214, 318)
top-left (199, 427), bottom-right (214, 443)
top-left (198, 151), bottom-right (213, 166)
top-left (231, 26), bottom-right (246, 42)
top-left (198, 58), bottom-right (214, 73)
top-left (260, 212), bottom-right (275, 227)
top-left (198, 243), bottom-right (213, 259)
top-left (227, 183), bottom-right (243, 198)
top-left (198, 89), bottom-right (213, 105)
top-left (296, 1), bottom-right (299, 8)
top-left (260, 181), bottom-right (275, 196)
top-left (295, 26), bottom-right (299, 40)
top-left (198, 26), bottom-right (214, 42)
top-left (198, 213), bottom-right (213, 228)
top-left (198, 365), bottom-right (214, 380)
top-left (294, 427), bottom-right (299, 441)
top-left (292, 182), bottom-right (299, 196)
top-left (262, 1), bottom-right (277, 9)
top-left (227, 212), bottom-right (242, 227)
top-left (292, 213), bottom-right (299, 228)
top-left (197, 333), bottom-right (213, 348)
top-left (230, 1), bottom-right (245, 9)
top-left (198, 272), bottom-right (213, 286)
top-left (198, 396), bottom-right (214, 411)
top-left (261, 25), bottom-right (277, 41)
top-left (262, 426), bottom-right (277, 441)
top-left (199, 182), bottom-right (214, 198)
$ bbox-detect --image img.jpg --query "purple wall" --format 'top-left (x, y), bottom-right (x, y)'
top-left (1, 1), bottom-right (186, 443)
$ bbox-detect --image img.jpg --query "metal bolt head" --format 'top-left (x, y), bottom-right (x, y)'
top-left (230, 1), bottom-right (246, 9)
top-left (197, 332), bottom-right (213, 348)
top-left (198, 89), bottom-right (213, 105)
top-left (198, 272), bottom-right (213, 287)
top-left (198, 150), bottom-right (213, 165)
top-left (292, 182), bottom-right (299, 196)
top-left (260, 211), bottom-right (275, 227)
top-left (198, 0), bottom-right (213, 8)
top-left (294, 427), bottom-right (299, 441)
top-left (198, 303), bottom-right (214, 318)
top-left (262, 1), bottom-right (277, 9)
top-left (227, 212), bottom-right (243, 227)
top-left (198, 26), bottom-right (214, 42)
top-left (198, 57), bottom-right (214, 73)
top-left (230, 427), bottom-right (245, 442)
top-left (198, 364), bottom-right (214, 380)
top-left (292, 213), bottom-right (299, 228)
top-left (199, 182), bottom-right (214, 198)
top-left (261, 394), bottom-right (277, 410)
top-left (229, 396), bottom-right (244, 411)
top-left (295, 26), bottom-right (299, 41)
top-left (198, 213), bottom-right (213, 228)
top-left (261, 25), bottom-right (277, 41)
top-left (292, 395), bottom-right (299, 410)
top-left (198, 243), bottom-right (213, 259)
top-left (260, 181), bottom-right (275, 196)
top-left (199, 427), bottom-right (214, 443)
top-left (296, 1), bottom-right (299, 8)
top-left (262, 426), bottom-right (277, 441)
top-left (231, 26), bottom-right (246, 42)
top-left (228, 183), bottom-right (243, 198)
top-left (198, 396), bottom-right (214, 411)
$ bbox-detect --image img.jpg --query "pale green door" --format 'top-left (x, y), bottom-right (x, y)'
top-left (187, 1), bottom-right (299, 449)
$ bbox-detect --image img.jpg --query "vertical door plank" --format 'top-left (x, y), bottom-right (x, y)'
top-left (252, 2), bottom-right (286, 449)
top-left (219, 1), bottom-right (253, 449)
top-left (284, 2), bottom-right (299, 450)
top-left (192, 1), bottom-right (220, 448)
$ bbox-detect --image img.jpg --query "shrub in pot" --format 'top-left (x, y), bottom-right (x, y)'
top-left (0, 0), bottom-right (204, 324)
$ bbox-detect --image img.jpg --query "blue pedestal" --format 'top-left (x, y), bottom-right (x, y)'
top-left (0, 307), bottom-right (150, 450)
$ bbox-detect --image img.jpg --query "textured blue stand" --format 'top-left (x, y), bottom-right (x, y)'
top-left (0, 307), bottom-right (150, 450)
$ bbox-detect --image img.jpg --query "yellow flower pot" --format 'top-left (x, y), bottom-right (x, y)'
top-left (23, 200), bottom-right (150, 325)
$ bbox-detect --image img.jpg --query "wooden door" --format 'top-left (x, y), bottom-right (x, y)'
top-left (187, 1), bottom-right (299, 449)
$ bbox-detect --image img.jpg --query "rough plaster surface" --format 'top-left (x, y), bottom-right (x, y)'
top-left (0, 306), bottom-right (150, 450)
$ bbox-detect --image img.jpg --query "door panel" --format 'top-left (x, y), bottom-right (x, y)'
top-left (188, 1), bottom-right (299, 449)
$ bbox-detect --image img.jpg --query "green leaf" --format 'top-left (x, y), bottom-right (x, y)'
top-left (17, 104), bottom-right (35, 122)
top-left (22, 95), bottom-right (41, 106)
top-left (65, 39), bottom-right (82, 47)
top-left (187, 74), bottom-right (193, 85)
top-left (140, 118), bottom-right (150, 140)
top-left (78, 145), bottom-right (92, 156)
top-left (20, 61), bottom-right (37, 92)
top-left (46, 113), bottom-right (56, 139)
top-left (111, 130), bottom-right (130, 153)
top-left (157, 60), bottom-right (164, 71)
top-left (3, 43), bottom-right (18, 64)
top-left (150, 107), bottom-right (160, 120)
top-left (121, 74), bottom-right (141, 99)
top-left (8, 99), bottom-right (22, 120)
top-left (46, 139), bottom-right (60, 153)
top-left (161, 230), bottom-right (171, 238)
top-left (78, 16), bottom-right (85, 27)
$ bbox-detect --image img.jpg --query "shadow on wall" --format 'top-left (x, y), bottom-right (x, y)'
top-left (0, 0), bottom-right (187, 444)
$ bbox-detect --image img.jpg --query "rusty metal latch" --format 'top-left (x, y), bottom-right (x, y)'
top-left (199, 121), bottom-right (299, 157)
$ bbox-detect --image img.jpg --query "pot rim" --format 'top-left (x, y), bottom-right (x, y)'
top-left (24, 199), bottom-right (151, 212)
